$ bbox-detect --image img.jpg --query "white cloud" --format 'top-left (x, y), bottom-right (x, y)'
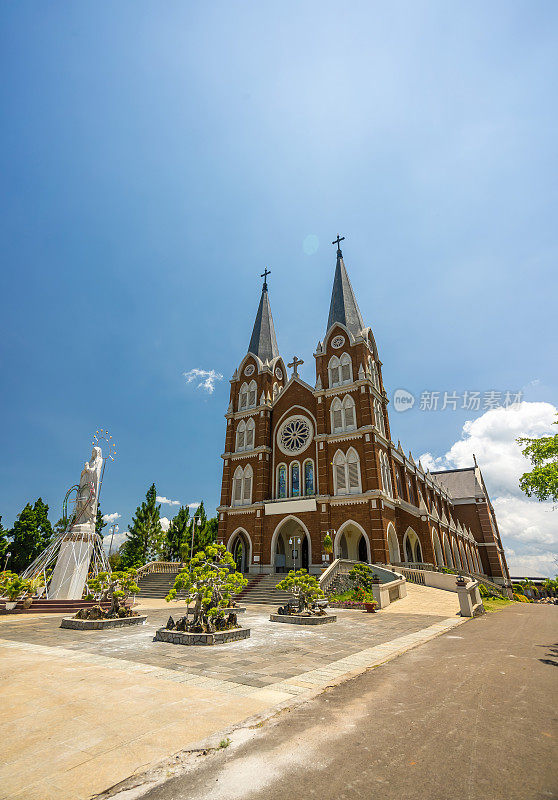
top-left (102, 512), bottom-right (121, 523)
top-left (188, 502), bottom-right (201, 509)
top-left (160, 517), bottom-right (171, 532)
top-left (102, 530), bottom-right (129, 553)
top-left (420, 401), bottom-right (558, 577)
top-left (156, 496), bottom-right (181, 506)
top-left (183, 368), bottom-right (223, 394)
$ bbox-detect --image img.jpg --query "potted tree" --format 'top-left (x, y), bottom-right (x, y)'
top-left (323, 533), bottom-right (333, 562)
top-left (1, 573), bottom-right (31, 611)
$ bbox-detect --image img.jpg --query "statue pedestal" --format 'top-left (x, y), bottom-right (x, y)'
top-left (49, 524), bottom-right (96, 600)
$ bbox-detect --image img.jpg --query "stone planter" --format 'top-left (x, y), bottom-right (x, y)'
top-left (22, 597), bottom-right (33, 610)
top-left (60, 615), bottom-right (147, 630)
top-left (364, 602), bottom-right (376, 613)
top-left (155, 626), bottom-right (250, 646)
top-left (269, 613), bottom-right (336, 625)
top-left (4, 601), bottom-right (17, 611)
top-left (185, 606), bottom-right (246, 615)
top-left (327, 601), bottom-right (366, 610)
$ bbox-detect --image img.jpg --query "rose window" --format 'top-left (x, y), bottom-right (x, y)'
top-left (278, 416), bottom-right (312, 455)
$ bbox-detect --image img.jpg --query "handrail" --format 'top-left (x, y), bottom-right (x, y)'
top-left (389, 562), bottom-right (507, 595)
top-left (135, 561), bottom-right (183, 580)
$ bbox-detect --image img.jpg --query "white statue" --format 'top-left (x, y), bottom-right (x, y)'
top-left (74, 446), bottom-right (103, 526)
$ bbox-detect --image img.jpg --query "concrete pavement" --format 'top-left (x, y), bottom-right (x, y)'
top-left (115, 604), bottom-right (557, 800)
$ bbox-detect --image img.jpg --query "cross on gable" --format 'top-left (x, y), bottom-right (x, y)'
top-left (260, 267), bottom-right (271, 289)
top-left (287, 355), bottom-right (304, 377)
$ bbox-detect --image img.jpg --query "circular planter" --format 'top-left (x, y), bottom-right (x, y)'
top-left (60, 615), bottom-right (147, 630)
top-left (269, 613), bottom-right (336, 625)
top-left (155, 626), bottom-right (250, 646)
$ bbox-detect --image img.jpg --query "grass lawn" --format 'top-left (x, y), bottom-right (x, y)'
top-left (483, 597), bottom-right (514, 612)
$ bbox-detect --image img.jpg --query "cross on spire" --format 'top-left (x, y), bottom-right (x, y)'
top-left (260, 267), bottom-right (271, 290)
top-left (332, 233), bottom-right (345, 254)
top-left (287, 355), bottom-right (304, 377)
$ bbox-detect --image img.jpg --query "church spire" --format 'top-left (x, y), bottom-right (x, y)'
top-left (248, 269), bottom-right (280, 363)
top-left (326, 234), bottom-right (365, 337)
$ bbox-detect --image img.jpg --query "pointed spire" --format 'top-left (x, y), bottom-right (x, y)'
top-left (327, 235), bottom-right (365, 337)
top-left (248, 273), bottom-right (279, 363)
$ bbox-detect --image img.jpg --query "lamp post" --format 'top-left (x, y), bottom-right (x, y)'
top-left (289, 536), bottom-right (301, 570)
top-left (108, 524), bottom-right (119, 557)
top-left (3, 551), bottom-right (11, 573)
top-left (190, 516), bottom-right (202, 562)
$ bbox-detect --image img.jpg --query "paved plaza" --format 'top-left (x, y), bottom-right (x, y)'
top-left (0, 586), bottom-right (464, 800)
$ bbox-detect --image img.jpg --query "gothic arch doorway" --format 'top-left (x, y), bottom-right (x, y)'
top-left (227, 529), bottom-right (251, 574)
top-left (334, 521), bottom-right (371, 563)
top-left (403, 528), bottom-right (423, 563)
top-left (271, 516), bottom-right (312, 573)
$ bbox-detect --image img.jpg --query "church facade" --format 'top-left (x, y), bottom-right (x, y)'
top-left (216, 241), bottom-right (511, 588)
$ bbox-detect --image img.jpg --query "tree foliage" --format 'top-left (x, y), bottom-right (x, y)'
top-left (166, 544), bottom-right (248, 632)
top-left (95, 507), bottom-right (107, 535)
top-left (348, 563), bottom-right (377, 593)
top-left (275, 569), bottom-right (324, 611)
top-left (163, 505), bottom-right (190, 561)
top-left (517, 416), bottom-right (558, 503)
top-left (0, 516), bottom-right (10, 563)
top-left (9, 498), bottom-right (53, 573)
top-left (86, 569), bottom-right (140, 617)
top-left (120, 484), bottom-right (163, 568)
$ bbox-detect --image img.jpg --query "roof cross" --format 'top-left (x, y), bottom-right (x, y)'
top-left (287, 355), bottom-right (304, 377)
top-left (332, 233), bottom-right (345, 254)
top-left (260, 267), bottom-right (271, 290)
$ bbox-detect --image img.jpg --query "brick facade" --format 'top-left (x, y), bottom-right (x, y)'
top-left (217, 248), bottom-right (511, 587)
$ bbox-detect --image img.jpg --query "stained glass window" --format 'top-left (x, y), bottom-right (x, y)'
top-left (291, 463), bottom-right (300, 497)
top-left (278, 465), bottom-right (287, 498)
top-left (304, 461), bottom-right (314, 496)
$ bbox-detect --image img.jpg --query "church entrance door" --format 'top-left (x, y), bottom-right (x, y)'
top-left (301, 536), bottom-right (309, 571)
top-left (230, 533), bottom-right (249, 573)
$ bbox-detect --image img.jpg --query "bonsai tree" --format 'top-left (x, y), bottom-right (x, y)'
top-left (275, 569), bottom-right (325, 612)
top-left (87, 569), bottom-right (140, 617)
top-left (348, 563), bottom-right (377, 594)
top-left (166, 544), bottom-right (248, 632)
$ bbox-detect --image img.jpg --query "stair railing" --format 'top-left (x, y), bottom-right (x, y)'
top-left (135, 561), bottom-right (184, 580)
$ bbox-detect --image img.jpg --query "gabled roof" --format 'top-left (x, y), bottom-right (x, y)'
top-left (431, 467), bottom-right (485, 500)
top-left (248, 285), bottom-right (279, 363)
top-left (326, 246), bottom-right (365, 337)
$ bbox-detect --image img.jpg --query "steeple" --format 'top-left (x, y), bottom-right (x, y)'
top-left (248, 270), bottom-right (280, 363)
top-left (327, 235), bottom-right (365, 337)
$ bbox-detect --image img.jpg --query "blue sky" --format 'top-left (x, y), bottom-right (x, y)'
top-left (0, 2), bottom-right (556, 573)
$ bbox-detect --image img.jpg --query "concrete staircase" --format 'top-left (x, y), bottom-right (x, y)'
top-left (236, 573), bottom-right (293, 605)
top-left (136, 570), bottom-right (186, 599)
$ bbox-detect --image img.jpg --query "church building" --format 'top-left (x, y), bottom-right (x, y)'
top-left (217, 238), bottom-right (511, 588)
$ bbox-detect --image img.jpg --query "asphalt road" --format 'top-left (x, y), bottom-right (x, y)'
top-left (138, 604), bottom-right (557, 800)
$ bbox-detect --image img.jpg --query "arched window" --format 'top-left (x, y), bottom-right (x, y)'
top-left (443, 535), bottom-right (454, 568)
top-left (395, 469), bottom-right (403, 498)
top-left (374, 399), bottom-right (385, 436)
top-left (247, 380), bottom-right (257, 408)
top-left (238, 382), bottom-right (248, 411)
top-left (328, 356), bottom-right (341, 388)
top-left (277, 464), bottom-right (287, 498)
top-left (243, 465), bottom-right (253, 505)
top-left (232, 466), bottom-right (243, 506)
top-left (330, 395), bottom-right (357, 433)
top-left (331, 397), bottom-right (343, 432)
top-left (379, 451), bottom-right (393, 497)
top-left (452, 540), bottom-right (461, 569)
top-left (333, 449), bottom-right (361, 495)
top-left (368, 356), bottom-right (380, 390)
top-left (387, 525), bottom-right (400, 563)
top-left (304, 460), bottom-right (315, 496)
top-left (290, 462), bottom-right (300, 497)
top-left (245, 418), bottom-right (255, 450)
top-left (340, 352), bottom-right (353, 384)
top-left (343, 395), bottom-right (356, 429)
top-left (235, 420), bottom-right (246, 451)
top-left (232, 465), bottom-right (252, 506)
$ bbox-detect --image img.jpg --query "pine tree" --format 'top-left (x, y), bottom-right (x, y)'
top-left (95, 507), bottom-right (107, 535)
top-left (0, 515), bottom-right (11, 564)
top-left (120, 484), bottom-right (163, 568)
top-left (164, 506), bottom-right (190, 561)
top-left (34, 498), bottom-right (53, 550)
top-left (10, 500), bottom-right (49, 573)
